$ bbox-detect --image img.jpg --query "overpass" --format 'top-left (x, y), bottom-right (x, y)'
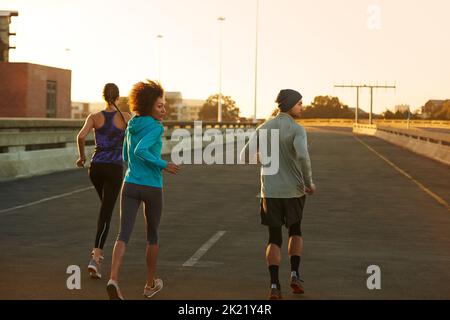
top-left (0, 119), bottom-right (449, 299)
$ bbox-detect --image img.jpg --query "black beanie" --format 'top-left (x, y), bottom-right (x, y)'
top-left (276, 89), bottom-right (302, 112)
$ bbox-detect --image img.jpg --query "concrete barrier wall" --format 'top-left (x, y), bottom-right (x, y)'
top-left (297, 119), bottom-right (354, 127)
top-left (298, 119), bottom-right (450, 129)
top-left (0, 119), bottom-right (258, 181)
top-left (353, 124), bottom-right (450, 166)
top-left (1, 117), bottom-right (448, 180)
top-left (0, 145), bottom-right (96, 180)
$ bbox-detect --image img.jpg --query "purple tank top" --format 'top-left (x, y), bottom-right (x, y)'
top-left (91, 111), bottom-right (125, 165)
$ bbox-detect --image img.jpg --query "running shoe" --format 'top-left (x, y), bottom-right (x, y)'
top-left (143, 278), bottom-right (164, 298)
top-left (268, 287), bottom-right (282, 300)
top-left (87, 254), bottom-right (103, 279)
top-left (290, 275), bottom-right (305, 294)
top-left (106, 279), bottom-right (124, 300)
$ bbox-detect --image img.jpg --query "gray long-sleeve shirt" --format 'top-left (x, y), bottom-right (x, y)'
top-left (241, 112), bottom-right (313, 198)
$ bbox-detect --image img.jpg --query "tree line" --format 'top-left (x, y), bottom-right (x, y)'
top-left (115, 94), bottom-right (450, 121)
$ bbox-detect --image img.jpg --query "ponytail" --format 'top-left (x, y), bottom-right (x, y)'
top-left (111, 102), bottom-right (127, 127)
top-left (103, 83), bottom-right (127, 127)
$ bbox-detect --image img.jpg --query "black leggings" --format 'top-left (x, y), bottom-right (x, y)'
top-left (268, 222), bottom-right (302, 248)
top-left (89, 163), bottom-right (123, 249)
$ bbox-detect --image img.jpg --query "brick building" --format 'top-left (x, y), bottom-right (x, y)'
top-left (0, 62), bottom-right (71, 118)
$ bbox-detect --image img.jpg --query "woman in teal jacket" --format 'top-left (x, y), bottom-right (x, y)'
top-left (106, 80), bottom-right (179, 300)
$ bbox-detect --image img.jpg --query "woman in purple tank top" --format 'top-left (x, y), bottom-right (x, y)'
top-left (76, 83), bottom-right (131, 279)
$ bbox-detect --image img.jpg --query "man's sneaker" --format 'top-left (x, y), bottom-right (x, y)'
top-left (87, 255), bottom-right (103, 279)
top-left (143, 278), bottom-right (164, 298)
top-left (290, 275), bottom-right (305, 294)
top-left (268, 287), bottom-right (282, 300)
top-left (106, 280), bottom-right (124, 300)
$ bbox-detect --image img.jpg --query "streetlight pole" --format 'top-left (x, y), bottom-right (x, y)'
top-left (356, 86), bottom-right (359, 124)
top-left (64, 48), bottom-right (71, 71)
top-left (156, 34), bottom-right (163, 83)
top-left (369, 86), bottom-right (373, 124)
top-left (217, 16), bottom-right (225, 123)
top-left (253, 0), bottom-right (259, 123)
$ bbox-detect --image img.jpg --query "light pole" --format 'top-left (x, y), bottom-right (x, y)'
top-left (64, 48), bottom-right (71, 70)
top-left (156, 34), bottom-right (163, 83)
top-left (253, 0), bottom-right (259, 123)
top-left (407, 106), bottom-right (411, 129)
top-left (217, 16), bottom-right (225, 123)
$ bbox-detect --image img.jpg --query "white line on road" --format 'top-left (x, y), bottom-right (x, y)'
top-left (355, 136), bottom-right (450, 212)
top-left (0, 186), bottom-right (94, 215)
top-left (182, 231), bottom-right (227, 267)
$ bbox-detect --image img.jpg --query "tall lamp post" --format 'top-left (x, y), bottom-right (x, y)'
top-left (64, 48), bottom-right (71, 71)
top-left (156, 34), bottom-right (163, 83)
top-left (253, 0), bottom-right (259, 123)
top-left (217, 16), bottom-right (225, 123)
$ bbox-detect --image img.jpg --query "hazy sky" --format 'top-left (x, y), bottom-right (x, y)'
top-left (2, 0), bottom-right (450, 117)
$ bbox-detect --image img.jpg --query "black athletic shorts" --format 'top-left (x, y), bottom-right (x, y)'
top-left (260, 196), bottom-right (306, 228)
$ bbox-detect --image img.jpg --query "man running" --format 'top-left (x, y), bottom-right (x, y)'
top-left (242, 89), bottom-right (316, 300)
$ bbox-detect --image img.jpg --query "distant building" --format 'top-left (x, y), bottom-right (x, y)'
top-left (0, 62), bottom-right (71, 118)
top-left (181, 99), bottom-right (204, 121)
top-left (422, 100), bottom-right (445, 114)
top-left (89, 102), bottom-right (105, 113)
top-left (165, 92), bottom-right (205, 121)
top-left (71, 102), bottom-right (90, 119)
top-left (0, 10), bottom-right (18, 62)
top-left (165, 91), bottom-right (183, 121)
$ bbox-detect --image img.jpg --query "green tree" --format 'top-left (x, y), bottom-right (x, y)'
top-left (300, 96), bottom-right (354, 119)
top-left (382, 109), bottom-right (395, 119)
top-left (198, 94), bottom-right (240, 121)
top-left (382, 108), bottom-right (420, 120)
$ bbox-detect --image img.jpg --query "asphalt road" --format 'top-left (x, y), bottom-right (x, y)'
top-left (1, 128), bottom-right (449, 300)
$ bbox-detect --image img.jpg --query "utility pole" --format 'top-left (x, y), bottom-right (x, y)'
top-left (334, 83), bottom-right (396, 124)
top-left (156, 34), bottom-right (163, 83)
top-left (253, 0), bottom-right (259, 123)
top-left (217, 16), bottom-right (226, 123)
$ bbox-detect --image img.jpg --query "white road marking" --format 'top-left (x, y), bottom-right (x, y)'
top-left (183, 231), bottom-right (227, 267)
top-left (0, 186), bottom-right (94, 214)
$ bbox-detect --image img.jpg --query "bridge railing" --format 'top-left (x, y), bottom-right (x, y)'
top-left (297, 118), bottom-right (450, 129)
top-left (376, 126), bottom-right (450, 146)
top-left (0, 118), bottom-right (258, 153)
top-left (0, 118), bottom-right (259, 180)
top-left (353, 124), bottom-right (450, 165)
top-left (1, 117), bottom-right (448, 180)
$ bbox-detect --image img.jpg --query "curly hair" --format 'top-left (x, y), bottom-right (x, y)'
top-left (103, 83), bottom-right (120, 104)
top-left (129, 80), bottom-right (164, 116)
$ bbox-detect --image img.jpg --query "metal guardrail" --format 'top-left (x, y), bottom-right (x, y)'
top-left (298, 118), bottom-right (450, 128)
top-left (0, 118), bottom-right (259, 153)
top-left (0, 118), bottom-right (259, 130)
top-left (353, 123), bottom-right (450, 166)
top-left (376, 126), bottom-right (450, 146)
top-left (1, 117), bottom-right (448, 153)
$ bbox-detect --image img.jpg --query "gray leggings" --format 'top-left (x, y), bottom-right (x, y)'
top-left (117, 182), bottom-right (163, 245)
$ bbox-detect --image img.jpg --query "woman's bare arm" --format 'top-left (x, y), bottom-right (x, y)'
top-left (76, 114), bottom-right (95, 167)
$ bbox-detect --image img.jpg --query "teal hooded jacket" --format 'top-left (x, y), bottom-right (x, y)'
top-left (123, 115), bottom-right (168, 188)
